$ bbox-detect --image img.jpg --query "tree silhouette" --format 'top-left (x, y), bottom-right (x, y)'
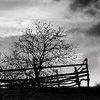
top-left (3, 22), bottom-right (75, 87)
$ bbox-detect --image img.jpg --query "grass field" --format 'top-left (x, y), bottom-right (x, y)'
top-left (0, 87), bottom-right (100, 100)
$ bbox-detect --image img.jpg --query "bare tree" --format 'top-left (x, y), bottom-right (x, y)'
top-left (3, 22), bottom-right (76, 87)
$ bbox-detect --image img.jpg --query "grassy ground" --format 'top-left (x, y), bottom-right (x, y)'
top-left (0, 87), bottom-right (100, 100)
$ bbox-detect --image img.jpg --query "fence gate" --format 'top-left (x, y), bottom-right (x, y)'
top-left (40, 58), bottom-right (90, 87)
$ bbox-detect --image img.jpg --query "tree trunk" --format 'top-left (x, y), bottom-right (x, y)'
top-left (35, 71), bottom-right (40, 87)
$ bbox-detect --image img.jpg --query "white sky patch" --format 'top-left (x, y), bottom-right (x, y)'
top-left (74, 34), bottom-right (100, 86)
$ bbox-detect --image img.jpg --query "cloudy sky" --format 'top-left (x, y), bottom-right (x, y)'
top-left (0, 0), bottom-right (100, 86)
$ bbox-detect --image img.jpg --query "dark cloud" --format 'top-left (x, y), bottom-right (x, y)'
top-left (70, 0), bottom-right (99, 11)
top-left (84, 8), bottom-right (97, 16)
top-left (86, 22), bottom-right (100, 37)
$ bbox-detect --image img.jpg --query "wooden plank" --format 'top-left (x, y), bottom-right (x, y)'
top-left (61, 81), bottom-right (75, 85)
top-left (69, 84), bottom-right (77, 87)
top-left (60, 83), bottom-right (77, 87)
top-left (40, 70), bottom-right (87, 79)
top-left (41, 73), bottom-right (76, 79)
top-left (0, 78), bottom-right (35, 82)
top-left (80, 78), bottom-right (88, 82)
top-left (77, 67), bottom-right (87, 72)
top-left (0, 63), bottom-right (86, 73)
top-left (42, 63), bottom-right (86, 69)
top-left (0, 67), bottom-right (34, 72)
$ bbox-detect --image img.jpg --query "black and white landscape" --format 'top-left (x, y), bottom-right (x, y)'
top-left (0, 1), bottom-right (100, 99)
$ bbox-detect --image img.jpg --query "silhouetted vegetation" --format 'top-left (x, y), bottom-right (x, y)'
top-left (0, 87), bottom-right (100, 100)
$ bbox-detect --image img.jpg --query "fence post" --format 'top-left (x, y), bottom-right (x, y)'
top-left (50, 81), bottom-right (53, 87)
top-left (85, 58), bottom-right (90, 87)
top-left (74, 67), bottom-right (80, 87)
top-left (56, 70), bottom-right (60, 88)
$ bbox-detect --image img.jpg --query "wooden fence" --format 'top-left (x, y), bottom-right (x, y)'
top-left (0, 58), bottom-right (90, 88)
top-left (39, 58), bottom-right (90, 87)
